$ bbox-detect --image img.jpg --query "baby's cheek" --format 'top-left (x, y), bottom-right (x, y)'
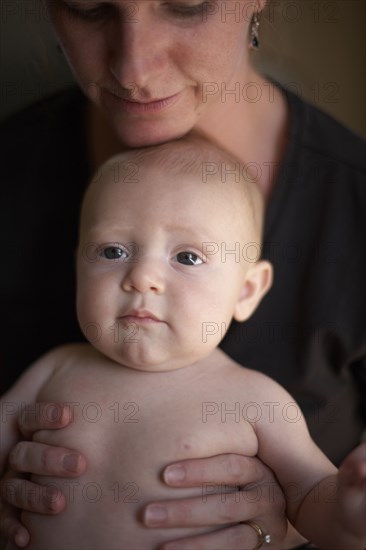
top-left (76, 289), bottom-right (101, 339)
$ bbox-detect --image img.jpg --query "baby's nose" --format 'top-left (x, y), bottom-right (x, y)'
top-left (121, 258), bottom-right (165, 294)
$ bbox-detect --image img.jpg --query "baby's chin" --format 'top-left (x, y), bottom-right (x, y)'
top-left (101, 346), bottom-right (204, 374)
top-left (110, 356), bottom-right (192, 374)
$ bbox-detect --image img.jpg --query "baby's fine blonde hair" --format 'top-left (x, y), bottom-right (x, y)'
top-left (88, 135), bottom-right (264, 241)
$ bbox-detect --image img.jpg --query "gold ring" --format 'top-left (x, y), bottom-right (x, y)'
top-left (243, 520), bottom-right (271, 549)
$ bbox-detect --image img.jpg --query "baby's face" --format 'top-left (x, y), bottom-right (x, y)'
top-left (77, 161), bottom-right (257, 371)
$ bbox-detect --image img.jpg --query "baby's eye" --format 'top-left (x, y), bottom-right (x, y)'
top-left (176, 252), bottom-right (203, 265)
top-left (100, 246), bottom-right (128, 261)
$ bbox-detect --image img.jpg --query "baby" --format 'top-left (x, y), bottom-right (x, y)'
top-left (1, 137), bottom-right (365, 549)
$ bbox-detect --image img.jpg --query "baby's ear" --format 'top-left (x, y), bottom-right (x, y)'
top-left (233, 260), bottom-right (273, 322)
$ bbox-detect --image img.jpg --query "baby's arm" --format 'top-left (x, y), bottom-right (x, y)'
top-left (295, 442), bottom-right (366, 549)
top-left (0, 347), bottom-right (67, 474)
top-left (252, 373), bottom-right (365, 548)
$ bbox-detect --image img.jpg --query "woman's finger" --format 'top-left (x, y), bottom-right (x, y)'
top-left (0, 470), bottom-right (30, 547)
top-left (18, 403), bottom-right (72, 438)
top-left (150, 454), bottom-right (295, 548)
top-left (158, 522), bottom-right (276, 550)
top-left (144, 487), bottom-right (285, 529)
top-left (0, 501), bottom-right (30, 548)
top-left (163, 454), bottom-right (274, 488)
top-left (339, 442), bottom-right (366, 485)
top-left (9, 441), bottom-right (86, 477)
top-left (1, 477), bottom-right (65, 515)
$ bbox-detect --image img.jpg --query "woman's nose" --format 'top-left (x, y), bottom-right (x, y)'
top-left (121, 259), bottom-right (165, 294)
top-left (108, 12), bottom-right (168, 91)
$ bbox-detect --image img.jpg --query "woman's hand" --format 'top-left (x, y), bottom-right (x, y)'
top-left (143, 454), bottom-right (305, 550)
top-left (338, 442), bottom-right (366, 541)
top-left (0, 403), bottom-right (86, 548)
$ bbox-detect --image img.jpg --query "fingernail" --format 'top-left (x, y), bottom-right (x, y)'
top-left (14, 530), bottom-right (28, 548)
top-left (63, 453), bottom-right (80, 473)
top-left (48, 405), bottom-right (60, 422)
top-left (145, 505), bottom-right (168, 526)
top-left (44, 487), bottom-right (63, 511)
top-left (164, 465), bottom-right (186, 485)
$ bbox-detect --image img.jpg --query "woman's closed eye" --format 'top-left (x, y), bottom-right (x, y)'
top-left (58, 1), bottom-right (213, 22)
top-left (163, 1), bottom-right (212, 19)
top-left (58, 1), bottom-right (115, 22)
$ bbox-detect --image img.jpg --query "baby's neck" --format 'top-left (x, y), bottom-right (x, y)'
top-left (110, 347), bottom-right (233, 380)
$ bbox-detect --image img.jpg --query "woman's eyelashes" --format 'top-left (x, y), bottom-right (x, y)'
top-left (58, 1), bottom-right (213, 22)
top-left (163, 1), bottom-right (212, 19)
top-left (58, 1), bottom-right (115, 22)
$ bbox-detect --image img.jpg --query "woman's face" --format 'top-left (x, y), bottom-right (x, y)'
top-left (47, 1), bottom-right (259, 147)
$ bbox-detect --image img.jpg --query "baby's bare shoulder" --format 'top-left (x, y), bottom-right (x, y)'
top-left (36, 344), bottom-right (123, 404)
top-left (214, 349), bottom-right (292, 403)
top-left (32, 342), bottom-right (91, 364)
top-left (42, 342), bottom-right (106, 368)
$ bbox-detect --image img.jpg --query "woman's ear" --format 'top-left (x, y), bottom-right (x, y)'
top-left (233, 260), bottom-right (273, 322)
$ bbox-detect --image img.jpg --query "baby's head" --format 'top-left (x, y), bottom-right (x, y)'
top-left (77, 136), bottom-right (272, 371)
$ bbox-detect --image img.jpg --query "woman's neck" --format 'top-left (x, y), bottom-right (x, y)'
top-left (193, 70), bottom-right (289, 203)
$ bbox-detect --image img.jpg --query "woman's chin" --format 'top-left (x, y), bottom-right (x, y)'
top-left (99, 85), bottom-right (199, 148)
top-left (114, 122), bottom-right (192, 149)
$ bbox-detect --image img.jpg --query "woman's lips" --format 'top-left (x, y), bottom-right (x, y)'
top-left (107, 90), bottom-right (182, 115)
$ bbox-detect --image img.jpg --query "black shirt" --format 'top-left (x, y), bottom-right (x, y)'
top-left (1, 87), bottom-right (365, 464)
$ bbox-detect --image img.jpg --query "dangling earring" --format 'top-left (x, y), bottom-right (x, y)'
top-left (250, 12), bottom-right (260, 50)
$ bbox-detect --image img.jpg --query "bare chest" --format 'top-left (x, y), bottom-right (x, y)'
top-left (35, 362), bottom-right (258, 481)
